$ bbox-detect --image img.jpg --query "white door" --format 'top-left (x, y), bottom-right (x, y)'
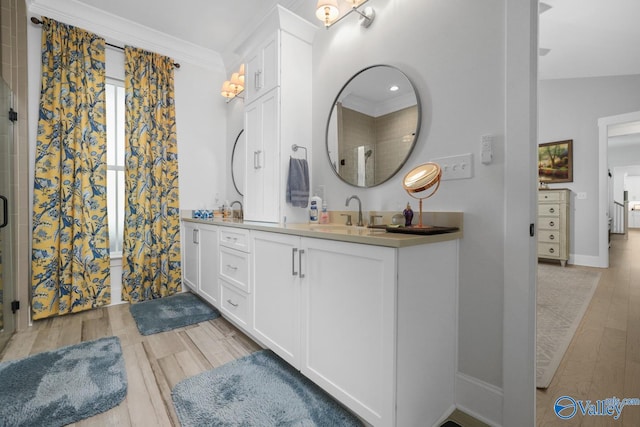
top-left (251, 231), bottom-right (301, 366)
top-left (182, 222), bottom-right (199, 291)
top-left (300, 238), bottom-right (396, 427)
top-left (198, 225), bottom-right (219, 307)
top-left (244, 89), bottom-right (280, 222)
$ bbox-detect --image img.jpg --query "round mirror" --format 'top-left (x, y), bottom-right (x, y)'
top-left (326, 65), bottom-right (421, 187)
top-left (231, 129), bottom-right (245, 196)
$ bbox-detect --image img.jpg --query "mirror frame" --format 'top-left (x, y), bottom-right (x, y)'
top-left (231, 129), bottom-right (244, 196)
top-left (324, 64), bottom-right (422, 188)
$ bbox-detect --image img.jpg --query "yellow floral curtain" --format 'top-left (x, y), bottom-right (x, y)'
top-left (122, 47), bottom-right (181, 303)
top-left (31, 18), bottom-right (110, 320)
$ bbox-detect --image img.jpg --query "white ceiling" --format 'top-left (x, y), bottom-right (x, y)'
top-left (69, 0), bottom-right (640, 81)
top-left (538, 0), bottom-right (640, 80)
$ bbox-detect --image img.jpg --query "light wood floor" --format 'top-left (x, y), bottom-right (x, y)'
top-left (0, 298), bottom-right (262, 426)
top-left (536, 229), bottom-right (640, 426)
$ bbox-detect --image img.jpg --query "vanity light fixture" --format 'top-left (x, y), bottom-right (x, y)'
top-left (221, 64), bottom-right (245, 101)
top-left (316, 0), bottom-right (375, 29)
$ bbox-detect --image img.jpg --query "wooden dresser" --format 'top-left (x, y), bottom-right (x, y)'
top-left (538, 189), bottom-right (570, 266)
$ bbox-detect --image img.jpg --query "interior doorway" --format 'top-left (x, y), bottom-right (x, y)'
top-left (598, 110), bottom-right (640, 267)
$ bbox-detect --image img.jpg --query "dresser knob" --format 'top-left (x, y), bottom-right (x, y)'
top-left (549, 221), bottom-right (555, 227)
top-left (549, 208), bottom-right (555, 214)
top-left (549, 234), bottom-right (555, 240)
top-left (549, 248), bottom-right (555, 254)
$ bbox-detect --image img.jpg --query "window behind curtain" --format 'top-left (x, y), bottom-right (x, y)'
top-left (106, 80), bottom-right (125, 254)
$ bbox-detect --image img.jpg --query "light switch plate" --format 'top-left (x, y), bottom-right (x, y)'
top-left (432, 153), bottom-right (473, 180)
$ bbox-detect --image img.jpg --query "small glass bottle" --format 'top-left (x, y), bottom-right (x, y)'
top-left (403, 202), bottom-right (414, 227)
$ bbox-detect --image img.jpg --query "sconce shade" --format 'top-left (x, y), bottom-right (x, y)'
top-left (221, 80), bottom-right (235, 99)
top-left (316, 0), bottom-right (340, 26)
top-left (238, 63), bottom-right (245, 76)
top-left (230, 72), bottom-right (244, 92)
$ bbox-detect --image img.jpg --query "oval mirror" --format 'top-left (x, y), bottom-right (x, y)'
top-left (231, 129), bottom-right (245, 196)
top-left (326, 65), bottom-right (421, 187)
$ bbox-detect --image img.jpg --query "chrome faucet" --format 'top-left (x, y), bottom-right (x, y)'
top-left (230, 200), bottom-right (243, 220)
top-left (345, 195), bottom-right (364, 227)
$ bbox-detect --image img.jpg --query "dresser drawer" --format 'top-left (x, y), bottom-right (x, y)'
top-left (538, 203), bottom-right (560, 216)
top-left (539, 217), bottom-right (560, 230)
top-left (220, 281), bottom-right (250, 327)
top-left (538, 242), bottom-right (560, 258)
top-left (538, 230), bottom-right (560, 243)
top-left (220, 227), bottom-right (250, 252)
top-left (538, 191), bottom-right (564, 202)
top-left (219, 246), bottom-right (250, 292)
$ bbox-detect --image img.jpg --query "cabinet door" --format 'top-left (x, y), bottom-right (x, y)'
top-left (245, 33), bottom-right (278, 103)
top-left (198, 225), bottom-right (219, 307)
top-left (244, 88), bottom-right (280, 222)
top-left (182, 222), bottom-right (199, 291)
top-left (301, 238), bottom-right (396, 427)
top-left (251, 231), bottom-right (300, 367)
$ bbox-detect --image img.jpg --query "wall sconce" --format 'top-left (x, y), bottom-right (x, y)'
top-left (316, 0), bottom-right (375, 29)
top-left (221, 64), bottom-right (245, 101)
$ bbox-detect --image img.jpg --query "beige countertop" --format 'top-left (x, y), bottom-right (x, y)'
top-left (182, 212), bottom-right (463, 248)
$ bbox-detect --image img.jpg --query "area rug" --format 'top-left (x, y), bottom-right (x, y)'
top-left (172, 349), bottom-right (363, 426)
top-left (536, 263), bottom-right (601, 388)
top-left (129, 292), bottom-right (220, 336)
top-left (0, 336), bottom-right (127, 427)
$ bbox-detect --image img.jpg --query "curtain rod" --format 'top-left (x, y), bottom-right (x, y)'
top-left (30, 17), bottom-right (181, 68)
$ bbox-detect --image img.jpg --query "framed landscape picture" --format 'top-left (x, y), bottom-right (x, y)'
top-left (538, 140), bottom-right (573, 183)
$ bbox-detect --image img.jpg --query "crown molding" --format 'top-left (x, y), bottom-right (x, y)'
top-left (26, 0), bottom-right (224, 71)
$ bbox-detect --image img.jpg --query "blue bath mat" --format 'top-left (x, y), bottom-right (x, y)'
top-left (0, 336), bottom-right (127, 427)
top-left (129, 292), bottom-right (220, 335)
top-left (172, 349), bottom-right (363, 426)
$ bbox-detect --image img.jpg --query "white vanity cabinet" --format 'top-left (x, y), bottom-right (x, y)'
top-left (249, 229), bottom-right (458, 427)
top-left (244, 88), bottom-right (280, 223)
top-left (239, 6), bottom-right (314, 224)
top-left (182, 222), bottom-right (219, 307)
top-left (244, 32), bottom-right (278, 103)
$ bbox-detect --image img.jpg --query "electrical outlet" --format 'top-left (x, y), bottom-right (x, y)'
top-left (432, 153), bottom-right (473, 180)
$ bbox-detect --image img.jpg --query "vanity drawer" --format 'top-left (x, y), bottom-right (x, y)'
top-left (538, 204), bottom-right (560, 216)
top-left (219, 246), bottom-right (250, 292)
top-left (538, 242), bottom-right (560, 258)
top-left (220, 280), bottom-right (250, 328)
top-left (220, 227), bottom-right (250, 252)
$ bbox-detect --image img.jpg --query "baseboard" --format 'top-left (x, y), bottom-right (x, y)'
top-left (455, 372), bottom-right (503, 427)
top-left (569, 253), bottom-right (607, 268)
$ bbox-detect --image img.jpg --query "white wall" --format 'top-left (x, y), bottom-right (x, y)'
top-left (539, 74), bottom-right (640, 261)
top-left (312, 0), bottom-right (506, 392)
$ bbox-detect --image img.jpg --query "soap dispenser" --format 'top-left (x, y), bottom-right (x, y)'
top-left (319, 201), bottom-right (329, 224)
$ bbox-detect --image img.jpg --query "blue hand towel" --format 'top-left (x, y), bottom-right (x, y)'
top-left (287, 157), bottom-right (309, 208)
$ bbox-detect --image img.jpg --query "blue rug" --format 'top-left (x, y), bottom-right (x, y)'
top-left (172, 349), bottom-right (363, 426)
top-left (0, 336), bottom-right (127, 427)
top-left (129, 292), bottom-right (220, 335)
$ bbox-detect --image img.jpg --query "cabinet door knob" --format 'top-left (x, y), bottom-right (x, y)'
top-left (227, 299), bottom-right (239, 308)
top-left (549, 234), bottom-right (555, 240)
top-left (549, 247), bottom-right (555, 254)
top-left (549, 221), bottom-right (555, 227)
top-left (549, 207), bottom-right (555, 214)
